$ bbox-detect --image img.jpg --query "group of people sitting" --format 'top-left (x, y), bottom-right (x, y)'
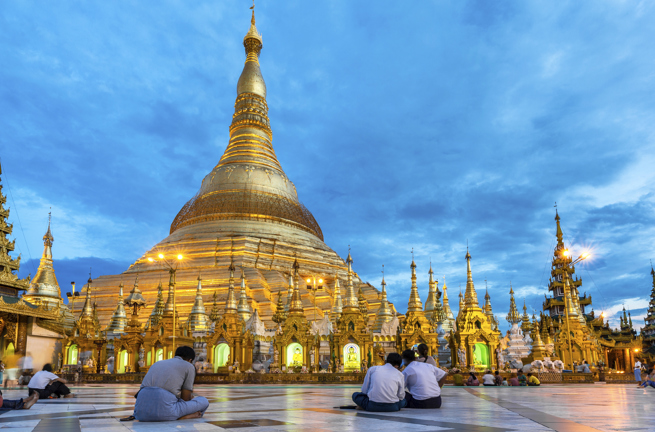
top-left (351, 345), bottom-right (447, 412)
top-left (450, 370), bottom-right (540, 386)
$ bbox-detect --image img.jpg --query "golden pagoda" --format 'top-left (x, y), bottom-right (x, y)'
top-left (372, 273), bottom-right (393, 333)
top-left (146, 281), bottom-right (164, 330)
top-left (84, 7), bottom-right (391, 331)
top-left (397, 258), bottom-right (439, 360)
top-left (440, 277), bottom-right (455, 334)
top-left (105, 282), bottom-right (128, 335)
top-left (65, 276), bottom-right (102, 368)
top-left (424, 264), bottom-right (438, 315)
top-left (332, 252), bottom-right (371, 372)
top-left (451, 249), bottom-right (500, 369)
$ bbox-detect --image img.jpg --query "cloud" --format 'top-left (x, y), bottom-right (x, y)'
top-left (2, 1), bottom-right (655, 334)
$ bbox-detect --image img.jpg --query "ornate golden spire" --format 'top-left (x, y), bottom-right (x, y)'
top-left (372, 269), bottom-right (392, 332)
top-left (458, 288), bottom-right (464, 312)
top-left (285, 269), bottom-right (294, 313)
top-left (124, 275), bottom-right (147, 331)
top-left (163, 269), bottom-right (177, 317)
top-left (424, 264), bottom-right (437, 313)
top-left (357, 286), bottom-right (368, 317)
top-left (288, 258), bottom-right (304, 314)
top-left (464, 247), bottom-right (480, 309)
top-left (224, 257), bottom-right (238, 313)
top-left (80, 276), bottom-right (94, 318)
top-left (105, 282), bottom-right (128, 333)
top-left (407, 256), bottom-right (423, 312)
top-left (169, 6), bottom-right (323, 240)
top-left (272, 288), bottom-right (287, 324)
top-left (187, 274), bottom-right (210, 332)
top-left (331, 276), bottom-right (343, 322)
top-left (147, 281), bottom-right (165, 328)
top-left (442, 276), bottom-right (454, 320)
top-left (555, 208), bottom-right (564, 245)
top-left (237, 267), bottom-right (252, 321)
top-left (209, 291), bottom-right (221, 322)
top-left (506, 284), bottom-right (521, 324)
top-left (25, 213), bottom-right (63, 307)
top-left (343, 250), bottom-right (359, 310)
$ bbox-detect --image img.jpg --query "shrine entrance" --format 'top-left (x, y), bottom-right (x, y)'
top-left (473, 343), bottom-right (489, 367)
top-left (214, 343), bottom-right (230, 371)
top-left (343, 343), bottom-right (360, 372)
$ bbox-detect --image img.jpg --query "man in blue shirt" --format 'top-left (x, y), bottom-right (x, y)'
top-left (401, 349), bottom-right (447, 408)
top-left (351, 353), bottom-right (406, 412)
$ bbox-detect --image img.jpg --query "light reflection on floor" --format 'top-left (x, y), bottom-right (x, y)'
top-left (0, 383), bottom-right (652, 431)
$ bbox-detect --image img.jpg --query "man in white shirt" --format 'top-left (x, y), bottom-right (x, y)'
top-left (401, 349), bottom-right (447, 409)
top-left (482, 370), bottom-right (496, 386)
top-left (351, 353), bottom-right (406, 412)
top-left (28, 364), bottom-right (74, 399)
top-left (635, 359), bottom-right (643, 386)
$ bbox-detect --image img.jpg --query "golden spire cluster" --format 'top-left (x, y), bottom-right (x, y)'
top-left (464, 247), bottom-right (480, 309)
top-left (506, 284), bottom-right (521, 324)
top-left (407, 250), bottom-right (423, 312)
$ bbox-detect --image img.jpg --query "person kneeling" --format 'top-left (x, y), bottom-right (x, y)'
top-left (134, 346), bottom-right (209, 422)
top-left (352, 353), bottom-right (406, 412)
top-left (401, 349), bottom-right (447, 409)
top-left (527, 373), bottom-right (540, 386)
top-left (28, 364), bottom-right (74, 399)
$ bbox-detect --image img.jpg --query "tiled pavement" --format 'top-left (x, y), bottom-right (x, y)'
top-left (0, 383), bottom-right (653, 431)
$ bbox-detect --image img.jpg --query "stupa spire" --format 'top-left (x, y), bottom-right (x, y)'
top-left (464, 247), bottom-right (480, 309)
top-left (506, 284), bottom-right (521, 324)
top-left (407, 250), bottom-right (423, 312)
top-left (187, 274), bottom-right (210, 332)
top-left (163, 269), bottom-right (177, 317)
top-left (209, 291), bottom-right (221, 322)
top-left (24, 213), bottom-right (63, 307)
top-left (106, 282), bottom-right (128, 333)
top-left (225, 257), bottom-right (238, 313)
top-left (237, 267), bottom-right (252, 321)
top-left (442, 276), bottom-right (454, 320)
top-left (288, 258), bottom-right (304, 314)
top-left (332, 276), bottom-right (343, 322)
top-left (147, 281), bottom-right (165, 328)
top-left (285, 268), bottom-right (294, 312)
top-left (372, 267), bottom-right (393, 332)
top-left (343, 249), bottom-right (358, 310)
top-left (272, 288), bottom-right (287, 324)
top-left (424, 263), bottom-right (437, 314)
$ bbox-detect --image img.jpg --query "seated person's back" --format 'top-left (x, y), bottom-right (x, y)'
top-left (141, 355), bottom-right (195, 398)
top-left (452, 372), bottom-right (464, 386)
top-left (482, 372), bottom-right (495, 386)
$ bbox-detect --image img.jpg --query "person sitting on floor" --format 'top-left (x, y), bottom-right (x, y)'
top-left (494, 370), bottom-right (503, 386)
top-left (508, 373), bottom-right (519, 386)
top-left (452, 369), bottom-right (464, 386)
top-left (482, 370), bottom-right (495, 386)
top-left (352, 353), bottom-right (406, 412)
top-left (639, 369), bottom-right (655, 388)
top-left (134, 346), bottom-right (209, 422)
top-left (416, 344), bottom-right (437, 367)
top-left (580, 361), bottom-right (591, 373)
top-left (28, 364), bottom-right (75, 399)
top-left (501, 377), bottom-right (508, 386)
top-left (0, 389), bottom-right (38, 409)
top-left (527, 372), bottom-right (540, 386)
top-left (401, 349), bottom-right (447, 409)
top-left (465, 372), bottom-right (480, 386)
top-left (518, 371), bottom-right (527, 386)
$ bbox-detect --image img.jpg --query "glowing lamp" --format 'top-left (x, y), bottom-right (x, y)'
top-left (177, 254), bottom-right (183, 260)
top-left (158, 253), bottom-right (164, 259)
top-left (319, 279), bottom-right (323, 284)
top-left (562, 249), bottom-right (570, 257)
top-left (306, 278), bottom-right (311, 283)
top-left (148, 257), bottom-right (154, 262)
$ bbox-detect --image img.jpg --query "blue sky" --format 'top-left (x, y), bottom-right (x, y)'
top-left (2, 1), bottom-right (654, 333)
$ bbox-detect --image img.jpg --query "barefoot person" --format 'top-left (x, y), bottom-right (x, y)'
top-left (351, 353), bottom-right (406, 412)
top-left (134, 346), bottom-right (209, 422)
top-left (0, 390), bottom-right (38, 409)
top-left (28, 364), bottom-right (75, 399)
top-left (401, 349), bottom-right (447, 409)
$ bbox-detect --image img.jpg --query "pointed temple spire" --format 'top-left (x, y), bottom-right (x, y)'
top-left (288, 258), bottom-right (304, 314)
top-left (373, 268), bottom-right (393, 332)
top-left (272, 288), bottom-right (287, 324)
top-left (442, 276), bottom-right (454, 321)
top-left (80, 276), bottom-right (94, 318)
top-left (0, 162), bottom-right (30, 293)
top-left (424, 263), bottom-right (437, 314)
top-left (209, 291), bottom-right (221, 322)
top-left (506, 284), bottom-right (521, 324)
top-left (237, 267), bottom-right (252, 321)
top-left (464, 247), bottom-right (480, 309)
top-left (147, 281), bottom-right (165, 328)
top-left (24, 213), bottom-right (64, 307)
top-left (331, 276), bottom-right (343, 322)
top-left (285, 266), bottom-right (294, 312)
top-left (106, 282), bottom-right (128, 333)
top-left (407, 256), bottom-right (423, 312)
top-left (224, 257), bottom-right (238, 313)
top-left (187, 274), bottom-right (210, 332)
top-left (163, 268), bottom-right (177, 317)
top-left (643, 264), bottom-right (655, 345)
top-left (169, 5), bottom-right (322, 240)
top-left (357, 286), bottom-right (368, 317)
top-left (343, 250), bottom-right (359, 310)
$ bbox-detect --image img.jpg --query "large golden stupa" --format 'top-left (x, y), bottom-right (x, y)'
top-left (88, 10), bottom-right (390, 327)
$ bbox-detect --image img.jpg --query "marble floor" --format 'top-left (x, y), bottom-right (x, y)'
top-left (0, 383), bottom-right (652, 431)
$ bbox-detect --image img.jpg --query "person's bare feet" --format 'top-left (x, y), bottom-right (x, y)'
top-left (22, 393), bottom-right (39, 409)
top-left (64, 393), bottom-right (76, 398)
top-left (178, 411), bottom-right (202, 420)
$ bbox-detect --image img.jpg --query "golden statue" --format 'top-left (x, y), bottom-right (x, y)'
top-left (291, 347), bottom-right (303, 367)
top-left (345, 346), bottom-right (359, 370)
